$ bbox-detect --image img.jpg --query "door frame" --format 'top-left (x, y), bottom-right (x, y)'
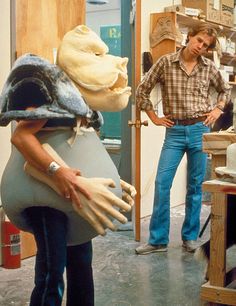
top-left (121, 0), bottom-right (141, 241)
top-left (133, 0), bottom-right (142, 241)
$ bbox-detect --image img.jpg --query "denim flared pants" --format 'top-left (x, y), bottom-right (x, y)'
top-left (24, 207), bottom-right (94, 306)
top-left (149, 122), bottom-right (210, 245)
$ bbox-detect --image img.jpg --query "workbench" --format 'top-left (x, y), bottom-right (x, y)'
top-left (200, 180), bottom-right (236, 305)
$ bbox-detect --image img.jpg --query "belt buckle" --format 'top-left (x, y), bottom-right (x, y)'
top-left (174, 119), bottom-right (186, 125)
top-left (174, 119), bottom-right (180, 125)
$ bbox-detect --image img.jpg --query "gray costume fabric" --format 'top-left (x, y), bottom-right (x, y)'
top-left (1, 129), bottom-right (122, 245)
top-left (0, 53), bottom-right (102, 126)
top-left (0, 53), bottom-right (120, 245)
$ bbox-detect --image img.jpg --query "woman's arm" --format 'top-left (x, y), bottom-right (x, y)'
top-left (11, 119), bottom-right (91, 205)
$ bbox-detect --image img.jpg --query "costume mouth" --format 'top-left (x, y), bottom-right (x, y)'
top-left (102, 71), bottom-right (131, 97)
top-left (74, 66), bottom-right (130, 93)
top-left (74, 81), bottom-right (132, 112)
top-left (72, 67), bottom-right (132, 105)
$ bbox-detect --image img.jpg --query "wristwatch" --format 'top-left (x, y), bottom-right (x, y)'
top-left (47, 161), bottom-right (61, 175)
top-left (216, 105), bottom-right (224, 112)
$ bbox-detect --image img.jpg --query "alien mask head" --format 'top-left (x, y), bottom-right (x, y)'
top-left (57, 25), bottom-right (131, 112)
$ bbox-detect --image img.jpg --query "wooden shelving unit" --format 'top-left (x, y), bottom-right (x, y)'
top-left (177, 13), bottom-right (236, 63)
top-left (176, 13), bottom-right (236, 41)
top-left (150, 12), bottom-right (236, 90)
top-left (150, 12), bottom-right (236, 63)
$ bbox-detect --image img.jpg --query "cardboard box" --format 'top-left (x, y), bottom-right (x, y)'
top-left (182, 0), bottom-right (234, 27)
top-left (182, 0), bottom-right (221, 24)
top-left (221, 0), bottom-right (234, 27)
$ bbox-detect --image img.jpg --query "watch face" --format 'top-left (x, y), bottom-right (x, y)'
top-left (48, 161), bottom-right (61, 175)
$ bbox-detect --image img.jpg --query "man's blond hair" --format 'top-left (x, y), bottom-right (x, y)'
top-left (186, 24), bottom-right (218, 49)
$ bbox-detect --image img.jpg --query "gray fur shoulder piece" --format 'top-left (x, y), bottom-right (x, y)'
top-left (0, 53), bottom-right (90, 126)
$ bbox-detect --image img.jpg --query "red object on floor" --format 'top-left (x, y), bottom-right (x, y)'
top-left (2, 221), bottom-right (21, 269)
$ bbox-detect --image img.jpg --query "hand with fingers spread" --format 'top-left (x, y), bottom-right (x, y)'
top-left (24, 143), bottom-right (132, 236)
top-left (70, 177), bottom-right (132, 236)
top-left (146, 111), bottom-right (174, 127)
top-left (24, 163), bottom-right (131, 235)
top-left (53, 167), bottom-right (91, 206)
top-left (153, 115), bottom-right (175, 127)
top-left (120, 179), bottom-right (137, 208)
top-left (204, 107), bottom-right (223, 126)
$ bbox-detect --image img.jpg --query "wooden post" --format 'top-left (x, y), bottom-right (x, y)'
top-left (134, 0), bottom-right (141, 241)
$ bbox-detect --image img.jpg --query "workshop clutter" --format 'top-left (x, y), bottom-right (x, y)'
top-left (165, 1), bottom-right (234, 27)
top-left (182, 0), bottom-right (234, 27)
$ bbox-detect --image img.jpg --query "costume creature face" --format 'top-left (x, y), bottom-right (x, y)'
top-left (57, 25), bottom-right (131, 112)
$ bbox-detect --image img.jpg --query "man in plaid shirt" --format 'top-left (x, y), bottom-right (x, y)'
top-left (135, 23), bottom-right (231, 255)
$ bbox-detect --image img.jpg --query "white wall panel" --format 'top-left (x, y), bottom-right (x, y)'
top-left (140, 0), bottom-right (186, 217)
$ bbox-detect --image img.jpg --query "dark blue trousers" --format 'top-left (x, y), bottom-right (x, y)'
top-left (24, 207), bottom-right (94, 306)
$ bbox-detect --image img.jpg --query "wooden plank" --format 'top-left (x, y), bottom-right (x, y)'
top-left (202, 132), bottom-right (236, 155)
top-left (201, 282), bottom-right (236, 305)
top-left (211, 155), bottom-right (226, 179)
top-left (16, 0), bottom-right (85, 62)
top-left (209, 192), bottom-right (227, 286)
top-left (203, 180), bottom-right (236, 194)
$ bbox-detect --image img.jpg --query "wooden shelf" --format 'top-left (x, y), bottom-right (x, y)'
top-left (174, 13), bottom-right (236, 66)
top-left (150, 12), bottom-right (236, 71)
top-left (176, 13), bottom-right (236, 42)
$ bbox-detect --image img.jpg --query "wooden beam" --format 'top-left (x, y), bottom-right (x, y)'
top-left (201, 282), bottom-right (236, 305)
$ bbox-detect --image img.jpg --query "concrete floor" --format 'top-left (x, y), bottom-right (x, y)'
top-left (0, 204), bottom-right (213, 306)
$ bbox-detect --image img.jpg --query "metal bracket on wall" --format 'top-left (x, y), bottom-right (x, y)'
top-left (128, 119), bottom-right (148, 128)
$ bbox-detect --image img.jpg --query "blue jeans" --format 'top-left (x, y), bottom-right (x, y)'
top-left (24, 207), bottom-right (94, 306)
top-left (149, 122), bottom-right (210, 245)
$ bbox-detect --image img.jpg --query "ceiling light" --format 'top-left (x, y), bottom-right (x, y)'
top-left (87, 0), bottom-right (109, 4)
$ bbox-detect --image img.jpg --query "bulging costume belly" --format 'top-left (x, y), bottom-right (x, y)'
top-left (1, 128), bottom-right (122, 245)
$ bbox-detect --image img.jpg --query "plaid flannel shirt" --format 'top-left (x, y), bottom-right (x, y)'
top-left (136, 48), bottom-right (231, 119)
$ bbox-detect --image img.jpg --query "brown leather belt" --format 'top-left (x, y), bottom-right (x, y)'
top-left (172, 116), bottom-right (207, 126)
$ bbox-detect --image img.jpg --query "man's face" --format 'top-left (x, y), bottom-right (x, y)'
top-left (187, 31), bottom-right (214, 57)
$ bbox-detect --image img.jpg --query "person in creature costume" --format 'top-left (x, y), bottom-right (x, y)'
top-left (0, 25), bottom-right (135, 306)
